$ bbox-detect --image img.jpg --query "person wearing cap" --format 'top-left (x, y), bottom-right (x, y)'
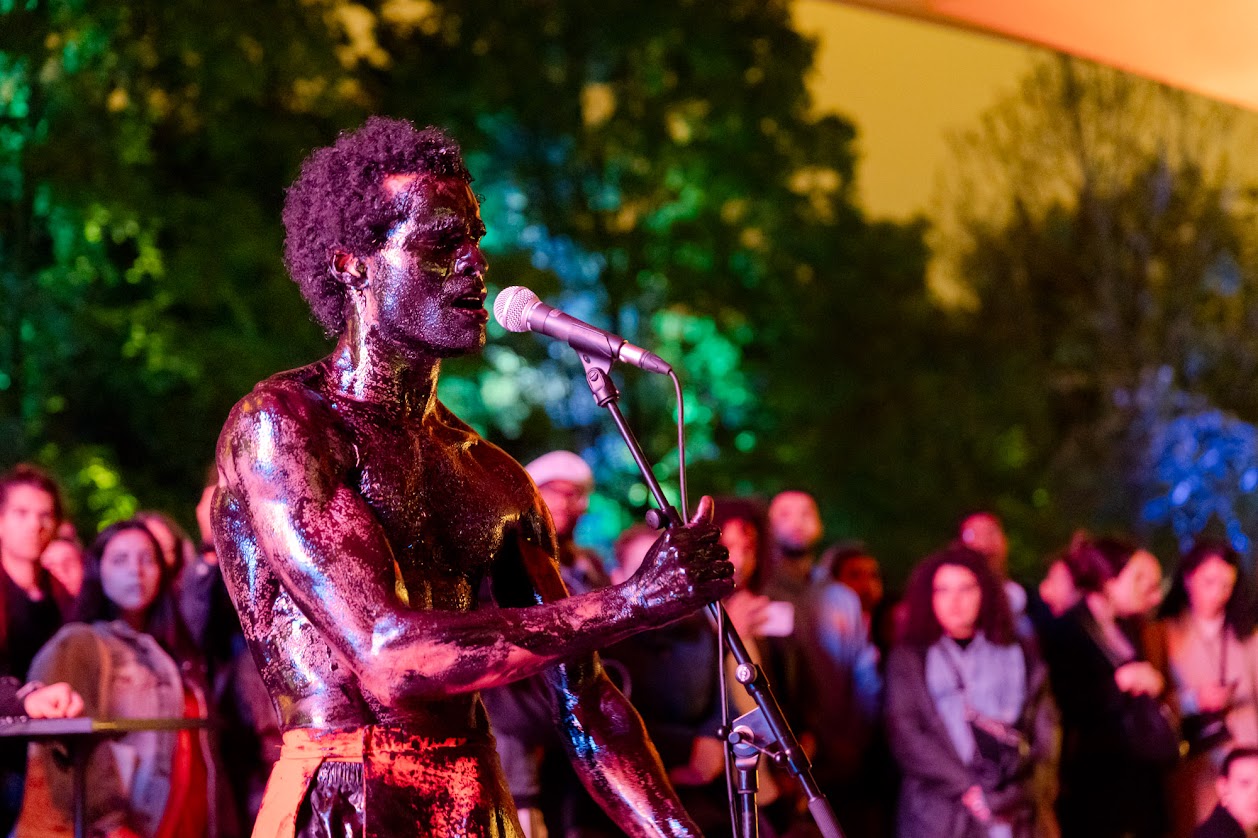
top-left (526, 450), bottom-right (611, 593)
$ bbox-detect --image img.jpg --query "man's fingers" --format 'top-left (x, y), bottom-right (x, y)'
top-left (697, 558), bottom-right (736, 584)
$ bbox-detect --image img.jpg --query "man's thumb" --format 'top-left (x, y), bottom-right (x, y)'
top-left (689, 495), bottom-right (715, 526)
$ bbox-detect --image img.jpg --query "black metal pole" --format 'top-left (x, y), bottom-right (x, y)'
top-left (730, 726), bottom-right (761, 838)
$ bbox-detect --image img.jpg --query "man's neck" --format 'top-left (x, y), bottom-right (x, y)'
top-left (0, 553), bottom-right (42, 599)
top-left (327, 320), bottom-right (441, 418)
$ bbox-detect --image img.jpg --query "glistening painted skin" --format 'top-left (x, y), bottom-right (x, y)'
top-left (213, 170), bottom-right (733, 837)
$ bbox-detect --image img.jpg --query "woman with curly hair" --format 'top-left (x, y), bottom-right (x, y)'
top-left (886, 544), bottom-right (1056, 838)
top-left (1160, 538), bottom-right (1258, 833)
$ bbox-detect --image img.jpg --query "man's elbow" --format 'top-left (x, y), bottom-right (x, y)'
top-left (356, 631), bottom-right (496, 703)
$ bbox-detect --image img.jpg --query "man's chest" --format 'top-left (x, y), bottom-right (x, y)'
top-left (346, 420), bottom-right (534, 596)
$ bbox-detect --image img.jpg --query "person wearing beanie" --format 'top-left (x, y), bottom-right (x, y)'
top-left (526, 450), bottom-right (610, 593)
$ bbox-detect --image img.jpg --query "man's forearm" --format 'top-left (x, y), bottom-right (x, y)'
top-left (371, 579), bottom-right (690, 704)
top-left (555, 669), bottom-right (702, 838)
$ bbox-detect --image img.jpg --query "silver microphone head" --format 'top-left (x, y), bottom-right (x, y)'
top-left (493, 286), bottom-right (541, 333)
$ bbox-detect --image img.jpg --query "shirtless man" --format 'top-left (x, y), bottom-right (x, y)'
top-left (211, 117), bottom-right (733, 837)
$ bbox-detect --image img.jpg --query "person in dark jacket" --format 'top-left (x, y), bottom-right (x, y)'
top-left (886, 544), bottom-right (1057, 838)
top-left (1040, 532), bottom-right (1169, 838)
top-left (1195, 747), bottom-right (1258, 838)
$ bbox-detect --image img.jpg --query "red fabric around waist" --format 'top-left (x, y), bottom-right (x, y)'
top-left (250, 726), bottom-right (507, 838)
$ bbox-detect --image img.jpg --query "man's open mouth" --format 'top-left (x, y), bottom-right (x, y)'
top-left (451, 292), bottom-right (486, 311)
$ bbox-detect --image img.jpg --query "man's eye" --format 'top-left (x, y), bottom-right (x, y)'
top-left (420, 239), bottom-right (457, 256)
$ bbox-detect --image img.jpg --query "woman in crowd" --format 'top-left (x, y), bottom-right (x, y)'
top-left (1160, 538), bottom-right (1258, 833)
top-left (713, 498), bottom-right (771, 674)
top-left (886, 544), bottom-right (1056, 838)
top-left (1042, 533), bottom-right (1171, 838)
top-left (20, 519), bottom-right (229, 838)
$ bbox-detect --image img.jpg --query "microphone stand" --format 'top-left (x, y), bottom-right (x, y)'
top-left (577, 351), bottom-right (845, 838)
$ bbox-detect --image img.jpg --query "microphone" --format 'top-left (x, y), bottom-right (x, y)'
top-left (493, 286), bottom-right (673, 375)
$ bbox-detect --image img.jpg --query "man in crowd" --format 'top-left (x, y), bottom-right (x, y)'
top-left (0, 464), bottom-right (80, 831)
top-left (486, 450), bottom-right (611, 837)
top-left (959, 510), bottom-right (1032, 636)
top-left (211, 117), bottom-right (732, 837)
top-left (524, 450), bottom-right (610, 593)
top-left (827, 543), bottom-right (885, 637)
top-left (762, 491), bottom-right (880, 811)
top-left (1196, 747), bottom-right (1258, 838)
top-left (764, 490), bottom-right (824, 596)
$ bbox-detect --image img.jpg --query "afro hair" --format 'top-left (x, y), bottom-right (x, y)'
top-left (281, 116), bottom-right (472, 335)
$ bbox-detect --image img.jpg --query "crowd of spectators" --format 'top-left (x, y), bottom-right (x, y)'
top-left (0, 464), bottom-right (275, 838)
top-left (8, 451), bottom-right (1258, 838)
top-left (487, 451), bottom-right (1258, 838)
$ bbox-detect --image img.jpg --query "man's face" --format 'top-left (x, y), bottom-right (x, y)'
top-left (538, 480), bottom-right (590, 540)
top-left (0, 485), bottom-right (58, 564)
top-left (1220, 756), bottom-right (1258, 829)
top-left (363, 173), bottom-right (489, 358)
top-left (960, 513), bottom-right (1009, 576)
top-left (768, 492), bottom-right (822, 555)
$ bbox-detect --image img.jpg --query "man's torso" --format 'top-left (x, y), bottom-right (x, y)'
top-left (215, 361), bottom-right (544, 734)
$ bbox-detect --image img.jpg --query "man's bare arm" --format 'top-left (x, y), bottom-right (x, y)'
top-left (213, 386), bottom-right (732, 709)
top-left (557, 671), bottom-right (702, 838)
top-left (490, 500), bottom-right (709, 837)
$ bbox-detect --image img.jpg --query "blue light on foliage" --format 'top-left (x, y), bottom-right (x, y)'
top-left (1206, 251), bottom-right (1242, 297)
top-left (1141, 405), bottom-right (1258, 561)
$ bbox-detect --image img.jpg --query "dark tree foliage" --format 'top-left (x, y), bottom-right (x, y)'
top-left (2, 0), bottom-right (935, 571)
top-left (934, 56), bottom-right (1258, 574)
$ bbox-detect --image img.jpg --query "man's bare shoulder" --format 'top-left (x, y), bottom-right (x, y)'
top-left (218, 362), bottom-right (349, 481)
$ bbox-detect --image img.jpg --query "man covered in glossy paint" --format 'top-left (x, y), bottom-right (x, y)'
top-left (211, 117), bottom-right (734, 837)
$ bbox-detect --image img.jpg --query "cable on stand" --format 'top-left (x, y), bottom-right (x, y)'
top-left (576, 350), bottom-right (845, 838)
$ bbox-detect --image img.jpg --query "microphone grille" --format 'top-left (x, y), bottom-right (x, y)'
top-left (493, 286), bottom-right (540, 333)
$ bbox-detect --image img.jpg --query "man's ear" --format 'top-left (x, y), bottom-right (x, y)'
top-left (331, 251), bottom-right (369, 289)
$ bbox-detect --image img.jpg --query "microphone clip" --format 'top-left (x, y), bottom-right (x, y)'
top-left (579, 350), bottom-right (619, 408)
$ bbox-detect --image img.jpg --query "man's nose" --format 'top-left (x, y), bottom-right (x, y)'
top-left (455, 243), bottom-right (487, 278)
